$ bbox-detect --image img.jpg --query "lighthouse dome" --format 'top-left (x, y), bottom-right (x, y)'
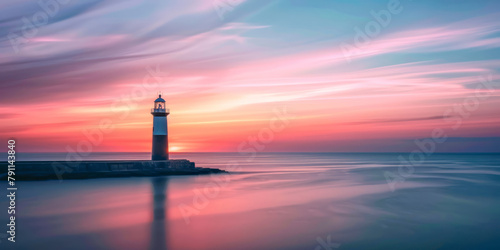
top-left (155, 95), bottom-right (165, 102)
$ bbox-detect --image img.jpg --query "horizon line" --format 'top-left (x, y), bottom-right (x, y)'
top-left (3, 151), bottom-right (500, 154)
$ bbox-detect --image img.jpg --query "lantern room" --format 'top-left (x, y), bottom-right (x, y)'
top-left (154, 95), bottom-right (165, 109)
top-left (151, 94), bottom-right (169, 115)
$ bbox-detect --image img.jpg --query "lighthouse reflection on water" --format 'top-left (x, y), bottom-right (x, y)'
top-left (150, 177), bottom-right (169, 250)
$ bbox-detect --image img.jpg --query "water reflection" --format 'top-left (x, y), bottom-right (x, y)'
top-left (12, 153), bottom-right (500, 249)
top-left (150, 177), bottom-right (169, 250)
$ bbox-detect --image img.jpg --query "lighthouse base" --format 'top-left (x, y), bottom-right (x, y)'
top-left (152, 135), bottom-right (168, 160)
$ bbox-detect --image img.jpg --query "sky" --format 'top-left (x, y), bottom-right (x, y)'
top-left (1, 0), bottom-right (499, 153)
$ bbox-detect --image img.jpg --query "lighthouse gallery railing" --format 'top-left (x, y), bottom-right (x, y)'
top-left (151, 108), bottom-right (170, 113)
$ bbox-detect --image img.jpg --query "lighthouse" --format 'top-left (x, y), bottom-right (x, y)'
top-left (151, 94), bottom-right (169, 160)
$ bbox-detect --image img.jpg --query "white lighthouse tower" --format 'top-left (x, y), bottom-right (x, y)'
top-left (151, 94), bottom-right (169, 160)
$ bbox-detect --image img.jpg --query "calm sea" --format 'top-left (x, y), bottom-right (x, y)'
top-left (2, 152), bottom-right (500, 249)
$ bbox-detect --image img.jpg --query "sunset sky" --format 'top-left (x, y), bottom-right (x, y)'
top-left (1, 0), bottom-right (499, 152)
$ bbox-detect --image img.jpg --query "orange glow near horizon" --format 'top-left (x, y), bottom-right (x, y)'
top-left (3, 82), bottom-right (500, 153)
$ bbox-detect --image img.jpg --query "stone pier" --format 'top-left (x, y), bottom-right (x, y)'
top-left (2, 160), bottom-right (226, 180)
